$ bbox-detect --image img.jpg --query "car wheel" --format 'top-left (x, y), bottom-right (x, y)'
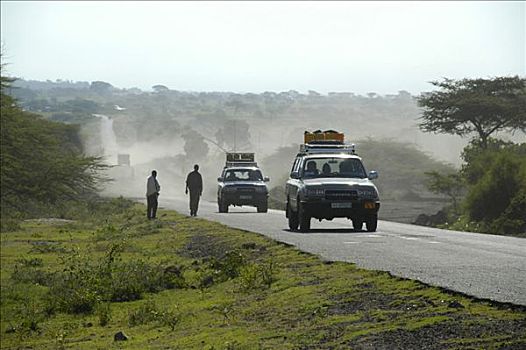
top-left (287, 202), bottom-right (299, 230)
top-left (218, 199), bottom-right (228, 213)
top-left (298, 202), bottom-right (311, 232)
top-left (352, 219), bottom-right (363, 231)
top-left (366, 216), bottom-right (377, 232)
top-left (257, 201), bottom-right (268, 213)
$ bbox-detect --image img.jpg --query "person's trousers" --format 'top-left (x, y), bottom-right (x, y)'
top-left (189, 192), bottom-right (201, 215)
top-left (147, 193), bottom-right (158, 219)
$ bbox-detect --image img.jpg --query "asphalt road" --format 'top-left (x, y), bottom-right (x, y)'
top-left (160, 196), bottom-right (526, 306)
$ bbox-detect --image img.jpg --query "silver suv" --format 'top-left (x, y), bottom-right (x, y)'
top-left (285, 145), bottom-right (380, 232)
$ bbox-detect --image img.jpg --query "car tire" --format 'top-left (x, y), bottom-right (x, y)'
top-left (218, 199), bottom-right (228, 213)
top-left (257, 201), bottom-right (268, 213)
top-left (298, 202), bottom-right (311, 232)
top-left (352, 219), bottom-right (363, 231)
top-left (366, 216), bottom-right (378, 232)
top-left (287, 202), bottom-right (299, 231)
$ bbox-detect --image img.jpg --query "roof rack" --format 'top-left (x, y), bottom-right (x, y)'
top-left (226, 152), bottom-right (254, 162)
top-left (224, 161), bottom-right (258, 168)
top-left (299, 142), bottom-right (356, 155)
top-left (224, 152), bottom-right (258, 168)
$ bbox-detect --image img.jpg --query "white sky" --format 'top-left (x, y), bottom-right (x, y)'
top-left (1, 1), bottom-right (525, 94)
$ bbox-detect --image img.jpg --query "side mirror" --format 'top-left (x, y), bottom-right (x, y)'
top-left (290, 171), bottom-right (300, 179)
top-left (217, 177), bottom-right (223, 182)
top-left (264, 176), bottom-right (270, 182)
top-left (368, 170), bottom-right (378, 180)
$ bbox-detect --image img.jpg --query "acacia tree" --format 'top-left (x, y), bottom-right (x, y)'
top-left (417, 76), bottom-right (526, 149)
top-left (1, 71), bottom-right (107, 216)
top-left (152, 84), bottom-right (169, 93)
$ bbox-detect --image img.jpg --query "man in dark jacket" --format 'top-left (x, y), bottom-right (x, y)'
top-left (185, 164), bottom-right (203, 216)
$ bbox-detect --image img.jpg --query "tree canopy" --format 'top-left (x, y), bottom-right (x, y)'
top-left (1, 71), bottom-right (107, 218)
top-left (462, 141), bottom-right (526, 234)
top-left (417, 76), bottom-right (526, 149)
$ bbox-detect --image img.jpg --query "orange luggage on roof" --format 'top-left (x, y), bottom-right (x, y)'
top-left (304, 130), bottom-right (344, 144)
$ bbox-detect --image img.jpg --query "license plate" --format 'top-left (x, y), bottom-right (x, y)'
top-left (240, 195), bottom-right (252, 199)
top-left (331, 202), bottom-right (352, 208)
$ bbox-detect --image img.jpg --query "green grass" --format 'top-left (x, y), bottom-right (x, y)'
top-left (1, 198), bottom-right (525, 349)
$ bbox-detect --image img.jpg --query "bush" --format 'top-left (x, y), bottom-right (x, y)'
top-left (463, 146), bottom-right (526, 235)
top-left (11, 265), bottom-right (53, 286)
top-left (96, 303), bottom-right (112, 326)
top-left (30, 241), bottom-right (67, 254)
top-left (94, 223), bottom-right (122, 241)
top-left (128, 300), bottom-right (179, 330)
top-left (107, 260), bottom-right (168, 301)
top-left (15, 257), bottom-right (44, 267)
top-left (128, 300), bottom-right (160, 326)
top-left (238, 259), bottom-right (275, 292)
top-left (47, 276), bottom-right (101, 314)
top-left (43, 243), bottom-right (186, 314)
top-left (489, 189), bottom-right (526, 236)
top-left (87, 197), bottom-right (135, 220)
top-left (0, 217), bottom-right (21, 232)
top-left (6, 298), bottom-right (47, 335)
top-left (209, 250), bottom-right (245, 281)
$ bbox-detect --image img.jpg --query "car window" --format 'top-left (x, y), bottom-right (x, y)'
top-left (290, 159), bottom-right (297, 175)
top-left (301, 158), bottom-right (366, 179)
top-left (291, 158), bottom-right (301, 174)
top-left (224, 169), bottom-right (262, 181)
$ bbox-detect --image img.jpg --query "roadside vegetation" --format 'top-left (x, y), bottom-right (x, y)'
top-left (1, 199), bottom-right (525, 349)
top-left (0, 72), bottom-right (107, 232)
top-left (418, 77), bottom-right (526, 237)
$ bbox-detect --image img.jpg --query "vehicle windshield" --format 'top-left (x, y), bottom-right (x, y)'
top-left (224, 169), bottom-right (263, 181)
top-left (302, 157), bottom-right (367, 179)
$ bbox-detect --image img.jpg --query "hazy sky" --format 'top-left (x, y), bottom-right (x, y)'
top-left (1, 1), bottom-right (524, 94)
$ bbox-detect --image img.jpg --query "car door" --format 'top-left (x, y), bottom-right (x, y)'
top-left (286, 157), bottom-right (303, 211)
top-left (218, 169), bottom-right (226, 200)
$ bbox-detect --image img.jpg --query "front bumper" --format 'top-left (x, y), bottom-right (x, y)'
top-left (221, 192), bottom-right (268, 206)
top-left (302, 199), bottom-right (380, 220)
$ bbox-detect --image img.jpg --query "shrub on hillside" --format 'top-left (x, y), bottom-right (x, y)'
top-left (39, 244), bottom-right (187, 314)
top-left (238, 259), bottom-right (275, 292)
top-left (462, 143), bottom-right (526, 235)
top-left (128, 300), bottom-right (179, 330)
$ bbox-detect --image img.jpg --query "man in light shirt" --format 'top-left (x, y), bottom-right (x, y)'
top-left (146, 170), bottom-right (161, 219)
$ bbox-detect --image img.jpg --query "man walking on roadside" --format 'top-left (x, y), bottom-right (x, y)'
top-left (146, 170), bottom-right (161, 219)
top-left (186, 164), bottom-right (203, 216)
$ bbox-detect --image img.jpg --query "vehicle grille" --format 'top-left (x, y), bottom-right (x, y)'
top-left (325, 190), bottom-right (357, 200)
top-left (236, 187), bottom-right (255, 193)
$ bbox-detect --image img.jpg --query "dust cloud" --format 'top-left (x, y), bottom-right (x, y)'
top-left (86, 105), bottom-right (464, 204)
top-left (78, 88), bottom-right (524, 208)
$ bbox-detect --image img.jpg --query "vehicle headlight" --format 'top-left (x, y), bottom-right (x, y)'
top-left (357, 187), bottom-right (378, 199)
top-left (223, 186), bottom-right (236, 192)
top-left (255, 186), bottom-right (267, 193)
top-left (306, 188), bottom-right (325, 197)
